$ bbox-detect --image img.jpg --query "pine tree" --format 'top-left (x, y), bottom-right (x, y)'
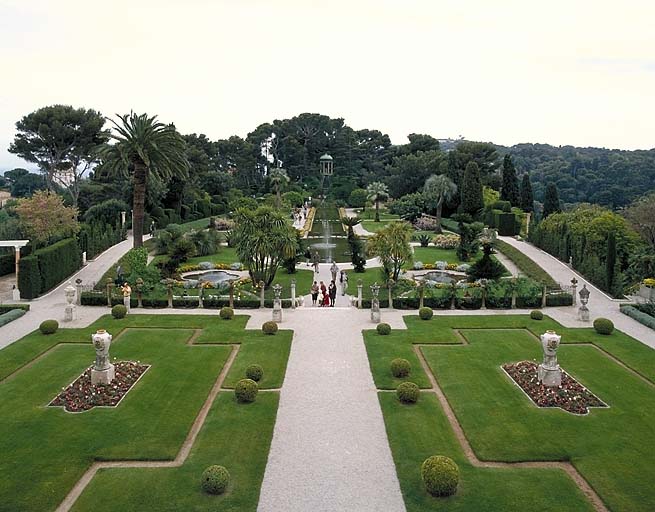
top-left (520, 173), bottom-right (534, 212)
top-left (542, 182), bottom-right (561, 219)
top-left (500, 154), bottom-right (520, 206)
top-left (460, 161), bottom-right (483, 215)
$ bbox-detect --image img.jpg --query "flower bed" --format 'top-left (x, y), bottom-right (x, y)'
top-left (49, 361), bottom-right (149, 413)
top-left (502, 361), bottom-right (607, 415)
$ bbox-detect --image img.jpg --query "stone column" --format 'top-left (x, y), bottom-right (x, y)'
top-left (510, 277), bottom-right (517, 309)
top-left (387, 279), bottom-right (394, 309)
top-left (14, 246), bottom-right (20, 299)
top-left (75, 279), bottom-right (83, 306)
top-left (541, 285), bottom-right (547, 308)
top-left (259, 280), bottom-right (265, 308)
top-left (290, 278), bottom-right (296, 310)
top-left (370, 282), bottom-right (381, 323)
top-left (167, 281), bottom-right (173, 308)
top-left (64, 283), bottom-right (76, 322)
top-left (105, 278), bottom-right (114, 307)
top-left (419, 282), bottom-right (425, 309)
top-left (272, 284), bottom-right (282, 322)
top-left (450, 283), bottom-right (456, 310)
top-left (198, 286), bottom-right (203, 308)
top-left (229, 281), bottom-right (234, 308)
top-left (570, 277), bottom-right (578, 306)
top-left (357, 279), bottom-right (363, 309)
top-left (135, 278), bottom-right (144, 308)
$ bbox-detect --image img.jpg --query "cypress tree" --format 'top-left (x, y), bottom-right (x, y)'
top-left (606, 231), bottom-right (616, 292)
top-left (542, 182), bottom-right (561, 219)
top-left (520, 173), bottom-right (534, 212)
top-left (500, 154), bottom-right (520, 206)
top-left (460, 161), bottom-right (483, 215)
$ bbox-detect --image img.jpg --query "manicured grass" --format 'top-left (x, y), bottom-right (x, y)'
top-left (175, 217), bottom-right (213, 233)
top-left (345, 268), bottom-right (393, 299)
top-left (72, 392), bottom-right (279, 512)
top-left (368, 314), bottom-right (655, 512)
top-left (0, 313), bottom-right (291, 511)
top-left (494, 239), bottom-right (557, 287)
top-left (409, 247), bottom-right (468, 266)
top-left (186, 247), bottom-right (240, 267)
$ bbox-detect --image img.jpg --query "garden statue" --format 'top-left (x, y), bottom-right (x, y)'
top-left (121, 282), bottom-right (132, 313)
top-left (537, 330), bottom-right (562, 387)
top-left (91, 329), bottom-right (115, 385)
top-left (63, 282), bottom-right (76, 322)
top-left (371, 282), bottom-right (381, 323)
top-left (578, 284), bottom-right (590, 322)
top-left (290, 278), bottom-right (296, 310)
top-left (272, 284), bottom-right (282, 322)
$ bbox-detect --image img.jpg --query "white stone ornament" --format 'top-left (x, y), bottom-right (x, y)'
top-left (91, 329), bottom-right (115, 385)
top-left (538, 330), bottom-right (562, 387)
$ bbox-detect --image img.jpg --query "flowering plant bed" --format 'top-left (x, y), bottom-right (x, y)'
top-left (49, 361), bottom-right (150, 413)
top-left (502, 361), bottom-right (607, 415)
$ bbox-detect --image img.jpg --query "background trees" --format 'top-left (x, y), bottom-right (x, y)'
top-left (366, 182), bottom-right (389, 222)
top-left (101, 112), bottom-right (188, 247)
top-left (542, 182), bottom-right (561, 219)
top-left (423, 174), bottom-right (457, 233)
top-left (500, 154), bottom-right (519, 206)
top-left (460, 162), bottom-right (484, 215)
top-left (520, 173), bottom-right (534, 212)
top-left (15, 191), bottom-right (79, 247)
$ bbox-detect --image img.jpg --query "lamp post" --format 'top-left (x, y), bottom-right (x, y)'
top-left (578, 284), bottom-right (590, 322)
top-left (570, 277), bottom-right (578, 306)
top-left (272, 283), bottom-right (283, 322)
top-left (370, 282), bottom-right (381, 323)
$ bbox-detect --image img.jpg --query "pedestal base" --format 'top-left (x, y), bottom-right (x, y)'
top-left (91, 364), bottom-right (115, 385)
top-left (64, 304), bottom-right (76, 322)
top-left (371, 309), bottom-right (381, 323)
top-left (538, 364), bottom-right (562, 387)
top-left (12, 288), bottom-right (20, 301)
top-left (272, 308), bottom-right (282, 323)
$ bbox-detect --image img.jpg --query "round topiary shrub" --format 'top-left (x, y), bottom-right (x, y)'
top-left (219, 306), bottom-right (234, 320)
top-left (377, 323), bottom-right (391, 335)
top-left (39, 319), bottom-right (59, 335)
top-left (390, 358), bottom-right (411, 378)
top-left (234, 378), bottom-right (258, 403)
top-left (593, 317), bottom-right (614, 335)
top-left (111, 304), bottom-right (127, 319)
top-left (419, 307), bottom-right (433, 320)
top-left (245, 364), bottom-right (264, 382)
top-left (262, 321), bottom-right (278, 335)
top-left (201, 465), bottom-right (230, 495)
top-left (530, 310), bottom-right (543, 320)
top-left (396, 382), bottom-right (420, 404)
top-left (421, 455), bottom-right (459, 497)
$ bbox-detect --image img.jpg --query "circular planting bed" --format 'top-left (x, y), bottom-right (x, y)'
top-left (502, 361), bottom-right (607, 415)
top-left (49, 361), bottom-right (150, 413)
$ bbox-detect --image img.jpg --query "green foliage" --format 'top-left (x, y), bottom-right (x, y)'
top-left (389, 192), bottom-right (425, 222)
top-left (377, 323), bottom-right (392, 335)
top-left (16, 191), bottom-right (80, 247)
top-left (262, 321), bottom-right (278, 335)
top-left (283, 190), bottom-right (304, 208)
top-left (419, 307), bottom-right (433, 320)
top-left (348, 188), bottom-right (368, 208)
top-left (460, 161), bottom-right (484, 215)
top-left (542, 182), bottom-right (561, 219)
top-left (367, 222), bottom-right (413, 280)
top-left (83, 199), bottom-right (129, 226)
top-left (349, 235), bottom-right (367, 272)
top-left (620, 305), bottom-right (655, 330)
top-left (17, 255), bottom-right (40, 300)
top-left (78, 221), bottom-right (126, 259)
top-left (390, 358), bottom-right (411, 378)
top-left (245, 364), bottom-right (264, 382)
top-left (467, 243), bottom-right (506, 280)
top-left (606, 231), bottom-right (617, 293)
top-left (201, 465), bottom-right (230, 495)
top-left (455, 218), bottom-right (484, 262)
top-left (493, 240), bottom-right (557, 287)
top-left (593, 317), bottom-right (614, 335)
top-left (367, 181), bottom-right (390, 222)
top-left (234, 378), bottom-right (258, 403)
top-left (520, 173), bottom-right (534, 212)
top-left (39, 319), bottom-right (59, 335)
top-left (500, 154), bottom-right (520, 206)
top-left (396, 381), bottom-right (420, 403)
top-left (421, 455), bottom-right (459, 497)
top-left (111, 304), bottom-right (127, 319)
top-left (417, 234), bottom-right (431, 247)
top-left (530, 310), bottom-right (544, 320)
top-left (0, 309), bottom-right (26, 327)
top-left (219, 307), bottom-right (234, 320)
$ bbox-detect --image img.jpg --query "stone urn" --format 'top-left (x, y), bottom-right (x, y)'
top-left (638, 284), bottom-right (655, 301)
top-left (91, 329), bottom-right (115, 385)
top-left (538, 330), bottom-right (562, 387)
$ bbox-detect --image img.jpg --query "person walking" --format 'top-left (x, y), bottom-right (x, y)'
top-left (330, 261), bottom-right (339, 283)
top-left (312, 251), bottom-right (321, 273)
top-left (305, 248), bottom-right (312, 266)
top-left (328, 280), bottom-right (337, 307)
top-left (320, 281), bottom-right (329, 307)
top-left (317, 287), bottom-right (324, 307)
top-left (341, 271), bottom-right (349, 296)
top-left (310, 281), bottom-right (319, 306)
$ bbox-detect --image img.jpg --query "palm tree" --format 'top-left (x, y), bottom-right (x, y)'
top-left (102, 112), bottom-right (188, 247)
top-left (269, 168), bottom-right (290, 208)
top-left (366, 182), bottom-right (389, 222)
top-left (423, 174), bottom-right (457, 233)
top-left (342, 216), bottom-right (361, 239)
top-left (366, 221), bottom-right (413, 281)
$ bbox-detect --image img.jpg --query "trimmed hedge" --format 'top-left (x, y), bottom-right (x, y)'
top-left (0, 304), bottom-right (30, 314)
top-left (419, 307), bottom-right (433, 320)
top-left (620, 305), bottom-right (655, 331)
top-left (234, 379), bottom-right (258, 403)
top-left (593, 317), bottom-right (614, 335)
top-left (219, 307), bottom-right (234, 320)
top-left (18, 238), bottom-right (82, 299)
top-left (201, 465), bottom-right (230, 495)
top-left (111, 304), bottom-right (127, 319)
top-left (0, 251), bottom-right (14, 276)
top-left (391, 358), bottom-right (411, 378)
top-left (17, 255), bottom-right (40, 300)
top-left (421, 455), bottom-right (459, 496)
top-left (530, 310), bottom-right (543, 320)
top-left (377, 323), bottom-right (391, 335)
top-left (0, 309), bottom-right (26, 327)
top-left (396, 382), bottom-right (420, 403)
top-left (262, 321), bottom-right (278, 335)
top-left (245, 364), bottom-right (264, 382)
top-left (39, 319), bottom-right (59, 335)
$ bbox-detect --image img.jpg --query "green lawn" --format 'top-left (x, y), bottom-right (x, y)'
top-left (186, 247), bottom-right (240, 267)
top-left (366, 314), bottom-right (655, 511)
top-left (0, 314), bottom-right (291, 511)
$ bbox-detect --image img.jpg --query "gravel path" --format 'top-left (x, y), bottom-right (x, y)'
top-left (254, 304), bottom-right (406, 512)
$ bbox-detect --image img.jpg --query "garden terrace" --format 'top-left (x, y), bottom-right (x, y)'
top-left (365, 314), bottom-right (655, 511)
top-left (0, 314), bottom-right (291, 511)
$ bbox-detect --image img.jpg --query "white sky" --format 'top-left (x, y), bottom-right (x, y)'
top-left (1, 0), bottom-right (654, 171)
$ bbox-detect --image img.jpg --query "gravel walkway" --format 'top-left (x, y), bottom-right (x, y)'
top-left (254, 304), bottom-right (406, 512)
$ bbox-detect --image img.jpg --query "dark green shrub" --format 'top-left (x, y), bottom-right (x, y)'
top-left (396, 382), bottom-right (420, 403)
top-left (201, 465), bottom-right (230, 495)
top-left (530, 310), bottom-right (543, 320)
top-left (621, 305), bottom-right (655, 330)
top-left (36, 238), bottom-right (82, 295)
top-left (234, 378), bottom-right (258, 403)
top-left (0, 309), bottom-right (26, 326)
top-left (39, 319), bottom-right (59, 335)
top-left (17, 255), bottom-right (40, 300)
top-left (0, 251), bottom-right (15, 277)
top-left (111, 304), bottom-right (127, 319)
top-left (219, 306), bottom-right (234, 320)
top-left (377, 323), bottom-right (391, 335)
top-left (245, 364), bottom-right (264, 382)
top-left (390, 358), bottom-right (411, 378)
top-left (419, 307), bottom-right (433, 320)
top-left (262, 321), bottom-right (278, 335)
top-left (421, 455), bottom-right (459, 496)
top-left (593, 317), bottom-right (614, 335)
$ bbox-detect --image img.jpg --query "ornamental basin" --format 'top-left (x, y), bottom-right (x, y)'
top-left (422, 271), bottom-right (457, 285)
top-left (182, 270), bottom-right (239, 285)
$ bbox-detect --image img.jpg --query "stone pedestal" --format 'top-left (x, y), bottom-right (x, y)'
top-left (578, 304), bottom-right (590, 322)
top-left (538, 330), bottom-right (562, 387)
top-left (357, 282), bottom-right (363, 309)
top-left (12, 288), bottom-right (20, 301)
top-left (64, 304), bottom-right (76, 322)
top-left (290, 279), bottom-right (296, 310)
top-left (371, 298), bottom-right (381, 323)
top-left (91, 364), bottom-right (115, 385)
top-left (82, 251), bottom-right (87, 265)
top-left (272, 300), bottom-right (282, 322)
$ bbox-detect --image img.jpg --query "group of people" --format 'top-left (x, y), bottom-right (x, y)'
top-left (309, 261), bottom-right (349, 307)
top-left (293, 205), bottom-right (309, 225)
